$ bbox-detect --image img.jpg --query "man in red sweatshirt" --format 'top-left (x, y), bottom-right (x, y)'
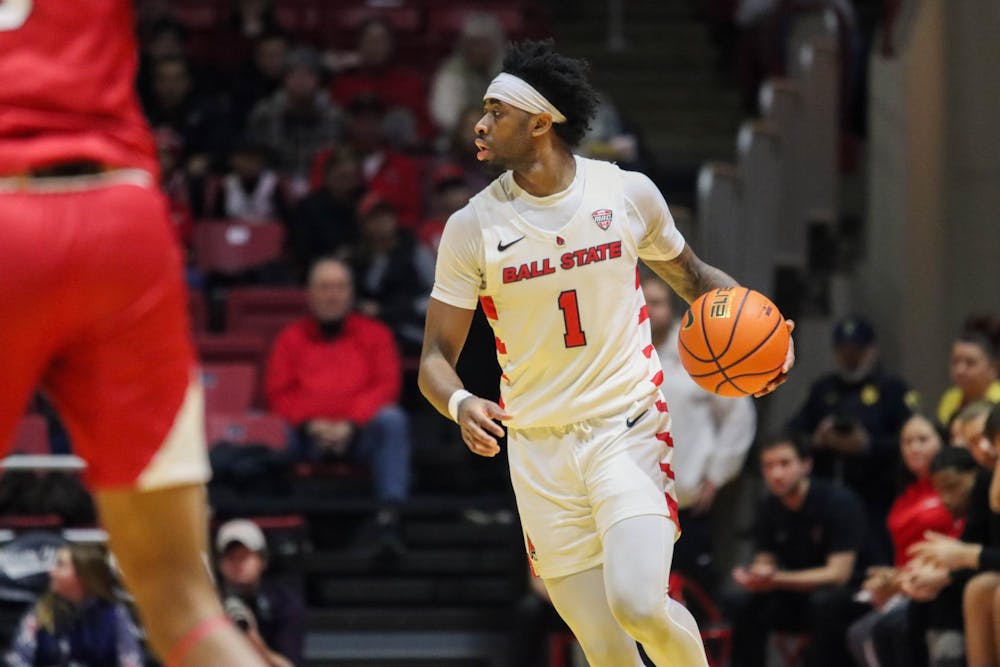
top-left (265, 257), bottom-right (411, 528)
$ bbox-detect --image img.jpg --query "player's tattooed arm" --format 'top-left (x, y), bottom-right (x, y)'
top-left (645, 244), bottom-right (738, 304)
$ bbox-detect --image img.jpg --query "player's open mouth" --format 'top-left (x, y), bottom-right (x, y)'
top-left (475, 139), bottom-right (491, 161)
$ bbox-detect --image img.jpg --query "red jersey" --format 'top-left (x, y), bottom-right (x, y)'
top-left (0, 0), bottom-right (157, 175)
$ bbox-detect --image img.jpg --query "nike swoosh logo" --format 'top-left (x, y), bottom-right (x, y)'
top-left (497, 236), bottom-right (526, 252)
top-left (625, 409), bottom-right (649, 429)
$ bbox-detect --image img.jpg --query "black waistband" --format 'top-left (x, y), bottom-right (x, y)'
top-left (28, 162), bottom-right (105, 178)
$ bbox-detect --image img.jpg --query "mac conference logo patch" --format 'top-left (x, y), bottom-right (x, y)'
top-left (591, 208), bottom-right (613, 230)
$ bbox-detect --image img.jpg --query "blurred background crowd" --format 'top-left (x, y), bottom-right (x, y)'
top-left (1, 0), bottom-right (998, 666)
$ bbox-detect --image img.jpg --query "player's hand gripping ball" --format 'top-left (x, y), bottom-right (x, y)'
top-left (678, 287), bottom-right (791, 397)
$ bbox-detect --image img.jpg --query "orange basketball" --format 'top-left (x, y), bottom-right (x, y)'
top-left (677, 287), bottom-right (789, 397)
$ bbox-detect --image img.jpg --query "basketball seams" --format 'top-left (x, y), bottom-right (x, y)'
top-left (714, 288), bottom-right (751, 359)
top-left (699, 289), bottom-right (745, 395)
top-left (686, 314), bottom-right (784, 378)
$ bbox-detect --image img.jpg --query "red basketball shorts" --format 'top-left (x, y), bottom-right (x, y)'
top-left (0, 171), bottom-right (210, 490)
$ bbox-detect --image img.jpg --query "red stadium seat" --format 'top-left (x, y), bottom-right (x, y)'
top-left (224, 287), bottom-right (307, 346)
top-left (201, 364), bottom-right (257, 414)
top-left (206, 413), bottom-right (288, 450)
top-left (195, 333), bottom-right (269, 367)
top-left (192, 220), bottom-right (285, 275)
top-left (10, 415), bottom-right (48, 455)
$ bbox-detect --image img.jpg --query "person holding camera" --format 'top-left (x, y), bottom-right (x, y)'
top-left (788, 317), bottom-right (917, 561)
top-left (216, 520), bottom-right (305, 667)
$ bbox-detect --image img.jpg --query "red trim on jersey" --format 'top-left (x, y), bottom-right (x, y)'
top-left (480, 296), bottom-right (498, 320)
top-left (495, 337), bottom-right (507, 354)
top-left (650, 370), bottom-right (664, 386)
top-left (659, 462), bottom-right (676, 480)
top-left (655, 399), bottom-right (669, 413)
top-left (526, 533), bottom-right (539, 577)
top-left (642, 344), bottom-right (655, 359)
top-left (638, 305), bottom-right (649, 324)
top-left (656, 431), bottom-right (674, 447)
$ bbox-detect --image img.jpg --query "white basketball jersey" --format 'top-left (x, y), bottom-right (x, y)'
top-left (465, 157), bottom-right (664, 429)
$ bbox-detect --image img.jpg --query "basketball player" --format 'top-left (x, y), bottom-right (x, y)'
top-left (0, 3), bottom-right (265, 666)
top-left (419, 40), bottom-right (795, 666)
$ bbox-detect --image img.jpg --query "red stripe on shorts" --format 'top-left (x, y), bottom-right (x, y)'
top-left (638, 305), bottom-right (649, 324)
top-left (498, 396), bottom-right (505, 409)
top-left (656, 431), bottom-right (674, 447)
top-left (665, 493), bottom-right (679, 526)
top-left (642, 344), bottom-right (654, 358)
top-left (655, 399), bottom-right (668, 413)
top-left (635, 266), bottom-right (641, 289)
top-left (480, 296), bottom-right (498, 320)
top-left (659, 462), bottom-right (676, 480)
top-left (495, 337), bottom-right (507, 354)
top-left (650, 370), bottom-right (664, 386)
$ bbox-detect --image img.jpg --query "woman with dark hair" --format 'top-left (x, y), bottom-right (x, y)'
top-left (4, 543), bottom-right (144, 667)
top-left (329, 17), bottom-right (432, 144)
top-left (846, 414), bottom-right (960, 665)
top-left (937, 316), bottom-right (1000, 426)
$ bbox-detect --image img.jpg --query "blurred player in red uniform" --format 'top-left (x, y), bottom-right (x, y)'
top-left (0, 2), bottom-right (265, 665)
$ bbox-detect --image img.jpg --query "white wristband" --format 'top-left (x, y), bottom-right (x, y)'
top-left (447, 389), bottom-right (475, 422)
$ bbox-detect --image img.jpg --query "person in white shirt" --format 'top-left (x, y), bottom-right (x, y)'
top-left (419, 40), bottom-right (794, 667)
top-left (642, 275), bottom-right (756, 591)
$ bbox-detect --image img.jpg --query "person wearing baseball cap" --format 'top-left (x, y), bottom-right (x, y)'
top-left (216, 520), bottom-right (304, 667)
top-left (789, 316), bottom-right (919, 559)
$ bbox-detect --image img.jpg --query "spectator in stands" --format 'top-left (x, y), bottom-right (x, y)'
top-left (265, 258), bottom-right (411, 552)
top-left (4, 543), bottom-right (145, 667)
top-left (417, 163), bottom-right (473, 257)
top-left (846, 414), bottom-right (959, 666)
top-left (248, 47), bottom-right (345, 197)
top-left (728, 434), bottom-right (868, 667)
top-left (143, 56), bottom-right (233, 174)
top-left (436, 105), bottom-right (493, 194)
top-left (871, 437), bottom-right (993, 667)
top-left (341, 94), bottom-right (422, 229)
top-left (156, 127), bottom-right (195, 252)
top-left (289, 145), bottom-right (363, 272)
top-left (966, 405), bottom-right (1000, 666)
top-left (345, 193), bottom-right (435, 356)
top-left (578, 93), bottom-right (648, 172)
top-left (329, 17), bottom-right (432, 145)
top-left (216, 519), bottom-right (304, 667)
top-left (951, 400), bottom-right (998, 470)
top-left (207, 141), bottom-right (288, 222)
top-left (231, 31), bottom-right (291, 129)
top-left (789, 316), bottom-right (916, 560)
top-left (643, 276), bottom-right (756, 591)
top-left (429, 12), bottom-right (505, 134)
top-left (137, 18), bottom-right (188, 106)
top-left (937, 316), bottom-right (1000, 426)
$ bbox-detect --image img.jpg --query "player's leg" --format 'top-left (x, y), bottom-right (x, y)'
top-left (42, 182), bottom-right (266, 666)
top-left (543, 566), bottom-right (644, 667)
top-left (603, 514), bottom-right (709, 667)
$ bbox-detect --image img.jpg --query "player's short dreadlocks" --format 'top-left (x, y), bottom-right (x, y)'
top-left (501, 39), bottom-right (600, 148)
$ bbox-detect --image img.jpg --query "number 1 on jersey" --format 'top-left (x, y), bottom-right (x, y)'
top-left (558, 290), bottom-right (587, 348)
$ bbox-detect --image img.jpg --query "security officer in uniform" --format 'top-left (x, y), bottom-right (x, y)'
top-left (788, 317), bottom-right (918, 561)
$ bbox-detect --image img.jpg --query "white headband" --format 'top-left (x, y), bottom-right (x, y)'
top-left (484, 72), bottom-right (567, 124)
